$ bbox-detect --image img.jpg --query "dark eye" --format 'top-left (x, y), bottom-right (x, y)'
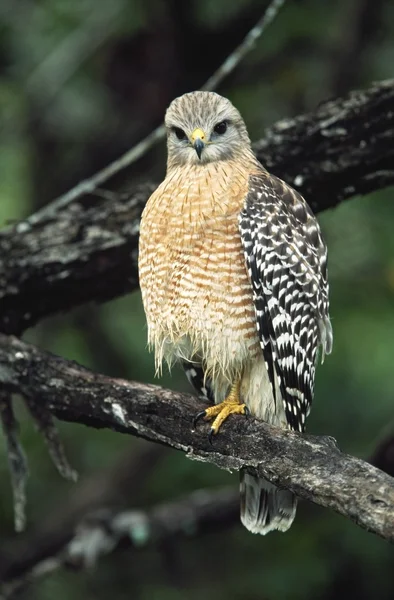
top-left (214, 121), bottom-right (228, 135)
top-left (173, 127), bottom-right (187, 140)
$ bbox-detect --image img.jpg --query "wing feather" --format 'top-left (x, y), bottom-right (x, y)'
top-left (239, 172), bottom-right (332, 432)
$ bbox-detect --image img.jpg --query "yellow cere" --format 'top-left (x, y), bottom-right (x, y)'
top-left (190, 128), bottom-right (206, 142)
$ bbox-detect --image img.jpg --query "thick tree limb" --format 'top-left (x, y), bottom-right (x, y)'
top-left (0, 80), bottom-right (393, 334)
top-left (0, 185), bottom-right (154, 335)
top-left (254, 78), bottom-right (394, 213)
top-left (0, 334), bottom-right (393, 544)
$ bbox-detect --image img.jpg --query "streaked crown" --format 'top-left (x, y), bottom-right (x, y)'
top-left (164, 91), bottom-right (253, 168)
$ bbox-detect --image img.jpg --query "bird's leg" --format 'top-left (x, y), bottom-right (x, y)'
top-left (193, 378), bottom-right (247, 441)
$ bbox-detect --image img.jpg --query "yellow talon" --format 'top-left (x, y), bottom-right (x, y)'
top-left (203, 379), bottom-right (247, 437)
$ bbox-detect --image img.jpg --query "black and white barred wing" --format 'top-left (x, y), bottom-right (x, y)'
top-left (182, 360), bottom-right (214, 403)
top-left (239, 173), bottom-right (332, 432)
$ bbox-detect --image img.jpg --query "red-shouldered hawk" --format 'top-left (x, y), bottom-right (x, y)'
top-left (138, 91), bottom-right (332, 534)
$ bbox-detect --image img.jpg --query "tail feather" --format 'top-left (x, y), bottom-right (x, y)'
top-left (240, 472), bottom-right (297, 535)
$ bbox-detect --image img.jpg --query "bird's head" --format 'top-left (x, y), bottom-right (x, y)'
top-left (164, 91), bottom-right (253, 168)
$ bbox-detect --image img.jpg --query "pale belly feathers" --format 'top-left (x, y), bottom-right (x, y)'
top-left (139, 163), bottom-right (284, 424)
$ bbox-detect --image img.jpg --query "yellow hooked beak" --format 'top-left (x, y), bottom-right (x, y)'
top-left (190, 128), bottom-right (206, 159)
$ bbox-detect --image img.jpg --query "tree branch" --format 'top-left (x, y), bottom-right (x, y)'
top-left (0, 486), bottom-right (238, 598)
top-left (0, 392), bottom-right (28, 532)
top-left (0, 184), bottom-right (154, 335)
top-left (254, 78), bottom-right (394, 213)
top-left (0, 80), bottom-right (393, 334)
top-left (0, 442), bottom-right (166, 595)
top-left (0, 333), bottom-right (393, 543)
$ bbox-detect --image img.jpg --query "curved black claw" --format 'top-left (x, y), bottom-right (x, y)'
top-left (192, 410), bottom-right (207, 429)
top-left (244, 405), bottom-right (250, 418)
top-left (208, 428), bottom-right (216, 446)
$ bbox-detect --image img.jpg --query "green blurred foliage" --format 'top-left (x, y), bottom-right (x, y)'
top-left (1, 0), bottom-right (394, 598)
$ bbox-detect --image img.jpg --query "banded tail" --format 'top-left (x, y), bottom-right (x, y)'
top-left (240, 472), bottom-right (297, 535)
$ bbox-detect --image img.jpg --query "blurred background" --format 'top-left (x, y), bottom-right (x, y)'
top-left (1, 0), bottom-right (394, 598)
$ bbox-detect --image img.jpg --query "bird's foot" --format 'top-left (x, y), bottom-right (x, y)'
top-left (193, 379), bottom-right (247, 443)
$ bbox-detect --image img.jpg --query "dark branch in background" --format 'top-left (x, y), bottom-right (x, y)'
top-left (0, 334), bottom-right (393, 545)
top-left (0, 79), bottom-right (393, 335)
top-left (0, 393), bottom-right (28, 532)
top-left (254, 79), bottom-right (394, 213)
top-left (0, 486), bottom-right (238, 599)
top-left (0, 443), bottom-right (165, 595)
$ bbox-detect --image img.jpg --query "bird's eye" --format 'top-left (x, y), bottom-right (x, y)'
top-left (173, 127), bottom-right (187, 140)
top-left (214, 121), bottom-right (228, 135)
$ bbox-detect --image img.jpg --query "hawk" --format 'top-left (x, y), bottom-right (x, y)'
top-left (138, 91), bottom-right (332, 534)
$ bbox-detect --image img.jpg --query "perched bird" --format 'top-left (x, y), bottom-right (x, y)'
top-left (138, 91), bottom-right (332, 534)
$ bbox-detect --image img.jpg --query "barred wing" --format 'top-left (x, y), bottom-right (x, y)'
top-left (239, 173), bottom-right (332, 432)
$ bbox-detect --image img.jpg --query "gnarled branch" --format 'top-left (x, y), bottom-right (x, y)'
top-left (0, 333), bottom-right (393, 543)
